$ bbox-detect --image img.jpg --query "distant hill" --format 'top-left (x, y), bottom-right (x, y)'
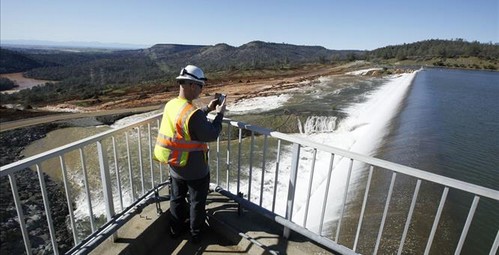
top-left (0, 39), bottom-right (497, 105)
top-left (142, 41), bottom-right (364, 73)
top-left (1, 40), bottom-right (364, 79)
top-left (0, 48), bottom-right (44, 73)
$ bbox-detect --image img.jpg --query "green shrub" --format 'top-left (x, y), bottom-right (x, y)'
top-left (0, 77), bottom-right (17, 91)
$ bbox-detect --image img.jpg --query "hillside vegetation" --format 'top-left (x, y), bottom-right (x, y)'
top-left (0, 39), bottom-right (497, 107)
top-left (368, 39), bottom-right (498, 70)
top-left (0, 48), bottom-right (45, 73)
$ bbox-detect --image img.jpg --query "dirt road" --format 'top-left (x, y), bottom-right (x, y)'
top-left (0, 105), bottom-right (163, 132)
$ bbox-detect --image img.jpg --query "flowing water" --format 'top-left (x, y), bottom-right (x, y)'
top-left (371, 68), bottom-right (499, 254)
top-left (22, 68), bottom-right (498, 254)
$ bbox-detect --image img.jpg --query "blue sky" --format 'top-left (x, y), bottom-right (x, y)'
top-left (1, 0), bottom-right (497, 50)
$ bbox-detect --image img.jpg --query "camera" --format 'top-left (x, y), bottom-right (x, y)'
top-left (214, 93), bottom-right (226, 105)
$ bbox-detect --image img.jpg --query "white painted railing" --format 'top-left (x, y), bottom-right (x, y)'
top-left (212, 116), bottom-right (499, 255)
top-left (1, 113), bottom-right (498, 255)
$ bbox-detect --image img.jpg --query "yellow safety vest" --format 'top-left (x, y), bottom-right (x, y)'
top-left (154, 97), bottom-right (208, 166)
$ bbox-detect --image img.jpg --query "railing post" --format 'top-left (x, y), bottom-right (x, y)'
top-left (336, 158), bottom-right (354, 242)
top-left (248, 131), bottom-right (255, 202)
top-left (8, 174), bottom-right (32, 255)
top-left (216, 135), bottom-right (220, 186)
top-left (319, 153), bottom-right (335, 235)
top-left (226, 122), bottom-right (231, 190)
top-left (259, 135), bottom-right (268, 207)
top-left (490, 230), bottom-right (499, 255)
top-left (148, 123), bottom-right (154, 189)
top-left (111, 136), bottom-right (124, 212)
top-left (237, 128), bottom-right (242, 195)
top-left (271, 139), bottom-right (282, 213)
top-left (455, 195), bottom-right (479, 254)
top-left (354, 165), bottom-right (374, 252)
top-left (79, 148), bottom-right (96, 233)
top-left (424, 187), bottom-right (449, 255)
top-left (137, 127), bottom-right (145, 195)
top-left (374, 172), bottom-right (397, 255)
top-left (96, 140), bottom-right (116, 240)
top-left (125, 131), bottom-right (135, 201)
top-left (157, 118), bottom-right (164, 183)
top-left (283, 143), bottom-right (300, 238)
top-left (36, 164), bottom-right (59, 255)
top-left (303, 148), bottom-right (317, 227)
top-left (60, 155), bottom-right (78, 245)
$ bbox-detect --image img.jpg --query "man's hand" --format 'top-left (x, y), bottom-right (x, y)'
top-left (215, 96), bottom-right (227, 114)
top-left (208, 98), bottom-right (219, 112)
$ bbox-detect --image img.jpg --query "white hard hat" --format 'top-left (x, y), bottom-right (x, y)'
top-left (176, 65), bottom-right (207, 85)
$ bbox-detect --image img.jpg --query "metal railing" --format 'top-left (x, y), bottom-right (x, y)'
top-left (211, 116), bottom-right (499, 255)
top-left (1, 112), bottom-right (498, 255)
top-left (1, 113), bottom-right (166, 255)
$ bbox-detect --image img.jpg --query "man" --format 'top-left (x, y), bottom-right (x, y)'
top-left (154, 64), bottom-right (226, 243)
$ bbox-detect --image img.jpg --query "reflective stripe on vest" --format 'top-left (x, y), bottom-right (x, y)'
top-left (154, 98), bottom-right (208, 166)
top-left (156, 133), bottom-right (207, 151)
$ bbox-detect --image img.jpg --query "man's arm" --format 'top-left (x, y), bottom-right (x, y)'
top-left (188, 110), bottom-right (223, 142)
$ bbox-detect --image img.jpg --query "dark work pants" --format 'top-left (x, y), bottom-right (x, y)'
top-left (170, 173), bottom-right (210, 237)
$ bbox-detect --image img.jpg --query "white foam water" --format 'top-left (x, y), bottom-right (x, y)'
top-left (293, 72), bottom-right (418, 230)
top-left (230, 71), bottom-right (419, 231)
top-left (299, 116), bottom-right (338, 135)
top-left (346, 68), bottom-right (384, 76)
top-left (227, 94), bottom-right (291, 115)
top-left (111, 110), bottom-right (162, 128)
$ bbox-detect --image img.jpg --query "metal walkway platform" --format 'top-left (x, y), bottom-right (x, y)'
top-left (89, 191), bottom-right (333, 255)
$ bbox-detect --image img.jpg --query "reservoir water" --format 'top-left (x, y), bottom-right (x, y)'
top-left (22, 68), bottom-right (498, 254)
top-left (373, 68), bottom-right (499, 254)
top-left (378, 68), bottom-right (499, 188)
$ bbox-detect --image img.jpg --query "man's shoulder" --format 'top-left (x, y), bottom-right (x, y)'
top-left (165, 98), bottom-right (178, 107)
top-left (167, 97), bottom-right (183, 103)
top-left (189, 108), bottom-right (205, 119)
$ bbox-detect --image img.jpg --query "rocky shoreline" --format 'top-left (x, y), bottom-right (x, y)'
top-left (0, 113), bottom-right (134, 255)
top-left (0, 123), bottom-right (73, 254)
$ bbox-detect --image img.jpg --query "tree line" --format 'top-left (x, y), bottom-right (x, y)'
top-left (367, 38), bottom-right (499, 60)
top-left (0, 78), bottom-right (17, 91)
top-left (0, 39), bottom-right (497, 106)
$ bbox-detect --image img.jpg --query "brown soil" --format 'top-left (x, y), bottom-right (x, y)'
top-left (94, 63), bottom-right (361, 110)
top-left (1, 62), bottom-right (379, 130)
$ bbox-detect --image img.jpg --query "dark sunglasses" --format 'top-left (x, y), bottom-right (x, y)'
top-left (181, 68), bottom-right (207, 81)
top-left (179, 80), bottom-right (203, 88)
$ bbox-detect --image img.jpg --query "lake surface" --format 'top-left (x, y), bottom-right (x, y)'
top-left (379, 68), bottom-right (499, 188)
top-left (373, 68), bottom-right (499, 254)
